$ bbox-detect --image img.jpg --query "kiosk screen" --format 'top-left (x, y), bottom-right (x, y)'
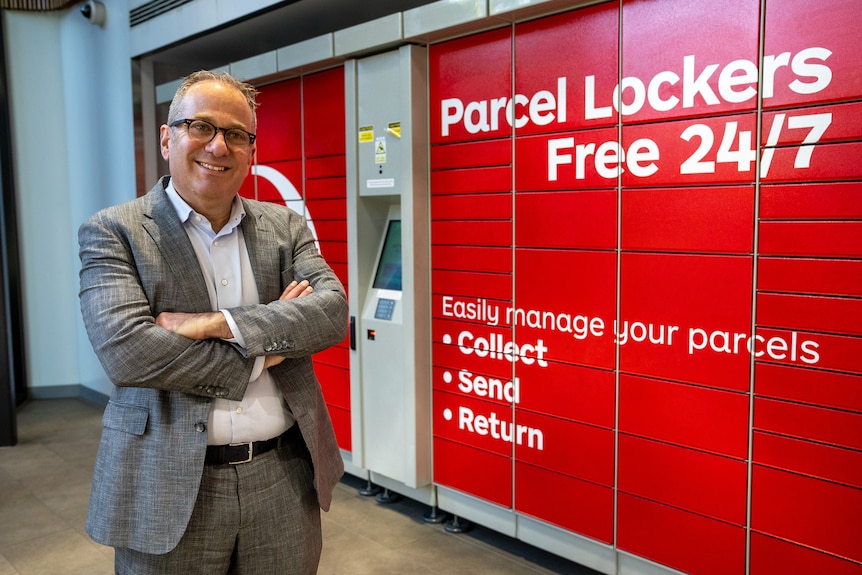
top-left (372, 220), bottom-right (402, 291)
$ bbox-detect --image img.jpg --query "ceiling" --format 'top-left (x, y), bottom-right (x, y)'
top-left (144, 0), bottom-right (440, 84)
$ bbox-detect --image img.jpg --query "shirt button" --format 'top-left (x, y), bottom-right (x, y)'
top-left (236, 407), bottom-right (243, 414)
top-left (194, 422), bottom-right (207, 433)
top-left (221, 279), bottom-right (229, 286)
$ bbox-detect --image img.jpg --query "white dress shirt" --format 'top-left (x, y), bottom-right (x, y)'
top-left (166, 182), bottom-right (294, 445)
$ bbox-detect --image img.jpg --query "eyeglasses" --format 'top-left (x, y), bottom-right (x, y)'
top-left (169, 118), bottom-right (256, 149)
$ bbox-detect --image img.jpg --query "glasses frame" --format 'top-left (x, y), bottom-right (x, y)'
top-left (169, 118), bottom-right (256, 148)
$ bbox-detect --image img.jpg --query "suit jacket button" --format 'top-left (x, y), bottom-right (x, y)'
top-left (194, 422), bottom-right (207, 433)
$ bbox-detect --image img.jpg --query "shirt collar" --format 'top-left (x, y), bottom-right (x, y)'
top-left (165, 178), bottom-right (246, 233)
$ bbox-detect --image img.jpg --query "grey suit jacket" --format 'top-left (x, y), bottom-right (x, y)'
top-left (79, 177), bottom-right (348, 554)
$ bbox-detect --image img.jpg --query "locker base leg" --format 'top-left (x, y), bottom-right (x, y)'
top-left (358, 480), bottom-right (382, 497)
top-left (422, 506), bottom-right (448, 524)
top-left (376, 488), bottom-right (400, 504)
top-left (444, 515), bottom-right (471, 534)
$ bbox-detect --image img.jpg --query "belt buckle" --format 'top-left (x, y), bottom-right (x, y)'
top-left (228, 441), bottom-right (253, 465)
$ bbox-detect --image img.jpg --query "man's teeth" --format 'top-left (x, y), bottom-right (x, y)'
top-left (200, 162), bottom-right (227, 171)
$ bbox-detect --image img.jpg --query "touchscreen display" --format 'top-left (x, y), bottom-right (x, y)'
top-left (372, 220), bottom-right (402, 291)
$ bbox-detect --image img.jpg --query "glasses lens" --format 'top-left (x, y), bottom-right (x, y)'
top-left (224, 129), bottom-right (251, 147)
top-left (187, 120), bottom-right (216, 141)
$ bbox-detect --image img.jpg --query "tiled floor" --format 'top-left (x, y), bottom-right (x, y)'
top-left (0, 398), bottom-right (598, 575)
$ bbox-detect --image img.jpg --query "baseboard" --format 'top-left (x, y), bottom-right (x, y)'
top-left (29, 384), bottom-right (109, 407)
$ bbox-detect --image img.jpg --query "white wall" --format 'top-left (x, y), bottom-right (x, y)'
top-left (4, 4), bottom-right (135, 398)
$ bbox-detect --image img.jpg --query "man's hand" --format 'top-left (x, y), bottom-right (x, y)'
top-left (155, 311), bottom-right (232, 340)
top-left (279, 279), bottom-right (313, 300)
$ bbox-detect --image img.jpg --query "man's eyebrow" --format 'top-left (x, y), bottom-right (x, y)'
top-left (190, 115), bottom-right (253, 131)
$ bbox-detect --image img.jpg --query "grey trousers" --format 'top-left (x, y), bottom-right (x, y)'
top-left (114, 439), bottom-right (321, 575)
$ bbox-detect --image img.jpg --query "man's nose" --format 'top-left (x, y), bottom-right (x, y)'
top-left (206, 129), bottom-right (231, 154)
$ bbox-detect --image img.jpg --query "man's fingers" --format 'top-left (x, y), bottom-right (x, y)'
top-left (264, 355), bottom-right (286, 369)
top-left (279, 280), bottom-right (313, 300)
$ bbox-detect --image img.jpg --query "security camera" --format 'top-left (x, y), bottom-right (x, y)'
top-left (80, 0), bottom-right (106, 27)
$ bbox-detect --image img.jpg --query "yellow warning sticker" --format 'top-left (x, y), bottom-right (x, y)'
top-left (386, 122), bottom-right (401, 138)
top-left (375, 137), bottom-right (387, 164)
top-left (358, 126), bottom-right (374, 143)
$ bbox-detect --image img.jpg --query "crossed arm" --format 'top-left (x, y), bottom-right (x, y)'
top-left (155, 279), bottom-right (314, 369)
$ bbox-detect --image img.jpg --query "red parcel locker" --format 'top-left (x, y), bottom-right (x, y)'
top-left (255, 69), bottom-right (351, 451)
top-left (762, 0), bottom-right (862, 110)
top-left (427, 0), bottom-right (862, 573)
top-left (514, 1), bottom-right (619, 134)
top-left (618, 492), bottom-right (746, 575)
top-left (618, 252), bottom-right (754, 392)
top-left (254, 78), bottom-right (301, 164)
top-left (621, 0), bottom-right (761, 123)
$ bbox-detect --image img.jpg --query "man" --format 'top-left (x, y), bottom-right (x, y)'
top-left (78, 70), bottom-right (347, 574)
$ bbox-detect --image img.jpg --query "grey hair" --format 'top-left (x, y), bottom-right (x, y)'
top-left (166, 70), bottom-right (259, 127)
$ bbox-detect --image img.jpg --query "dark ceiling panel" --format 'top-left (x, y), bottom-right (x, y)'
top-left (145, 0), bottom-right (438, 83)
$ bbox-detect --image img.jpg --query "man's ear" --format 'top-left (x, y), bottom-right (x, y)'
top-left (247, 145), bottom-right (257, 173)
top-left (159, 125), bottom-right (171, 161)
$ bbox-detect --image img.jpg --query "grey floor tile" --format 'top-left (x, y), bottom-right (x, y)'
top-left (1, 529), bottom-right (113, 575)
top-left (0, 552), bottom-right (18, 575)
top-left (0, 492), bottom-right (68, 549)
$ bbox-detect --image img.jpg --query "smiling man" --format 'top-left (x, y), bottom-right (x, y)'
top-left (78, 71), bottom-right (347, 574)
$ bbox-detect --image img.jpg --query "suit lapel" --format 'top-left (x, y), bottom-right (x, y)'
top-left (141, 178), bottom-right (212, 311)
top-left (240, 199), bottom-right (281, 304)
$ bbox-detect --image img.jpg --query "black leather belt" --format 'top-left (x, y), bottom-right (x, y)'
top-left (205, 424), bottom-right (303, 465)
